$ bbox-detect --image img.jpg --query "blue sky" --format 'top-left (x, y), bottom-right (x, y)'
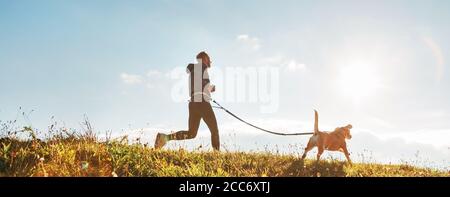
top-left (1, 0), bottom-right (449, 168)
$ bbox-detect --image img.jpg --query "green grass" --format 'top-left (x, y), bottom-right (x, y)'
top-left (0, 133), bottom-right (448, 177)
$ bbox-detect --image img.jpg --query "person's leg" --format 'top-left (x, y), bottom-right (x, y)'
top-left (155, 102), bottom-right (201, 149)
top-left (201, 102), bottom-right (220, 151)
top-left (168, 102), bottom-right (201, 140)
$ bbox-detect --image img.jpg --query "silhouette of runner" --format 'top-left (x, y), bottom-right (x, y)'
top-left (154, 51), bottom-right (220, 151)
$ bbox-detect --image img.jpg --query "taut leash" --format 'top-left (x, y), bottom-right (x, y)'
top-left (212, 100), bottom-right (314, 136)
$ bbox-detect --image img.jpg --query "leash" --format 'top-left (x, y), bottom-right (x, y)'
top-left (211, 100), bottom-right (314, 136)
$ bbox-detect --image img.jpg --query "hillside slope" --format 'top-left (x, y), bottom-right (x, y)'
top-left (0, 136), bottom-right (448, 177)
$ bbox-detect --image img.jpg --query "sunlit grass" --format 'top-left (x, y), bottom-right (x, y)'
top-left (0, 118), bottom-right (448, 177)
top-left (1, 136), bottom-right (448, 177)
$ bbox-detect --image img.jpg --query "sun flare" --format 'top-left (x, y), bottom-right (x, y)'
top-left (336, 63), bottom-right (382, 104)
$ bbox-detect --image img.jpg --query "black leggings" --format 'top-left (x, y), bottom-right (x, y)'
top-left (169, 102), bottom-right (220, 150)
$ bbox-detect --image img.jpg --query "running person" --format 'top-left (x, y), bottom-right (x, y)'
top-left (154, 51), bottom-right (220, 150)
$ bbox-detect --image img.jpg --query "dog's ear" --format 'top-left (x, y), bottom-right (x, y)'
top-left (346, 124), bottom-right (353, 129)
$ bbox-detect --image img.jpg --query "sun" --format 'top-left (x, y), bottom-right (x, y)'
top-left (335, 62), bottom-right (382, 105)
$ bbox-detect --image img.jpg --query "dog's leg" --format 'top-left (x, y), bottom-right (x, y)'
top-left (342, 146), bottom-right (352, 165)
top-left (301, 144), bottom-right (314, 160)
top-left (316, 146), bottom-right (324, 161)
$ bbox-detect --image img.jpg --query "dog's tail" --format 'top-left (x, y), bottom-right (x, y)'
top-left (314, 110), bottom-right (319, 135)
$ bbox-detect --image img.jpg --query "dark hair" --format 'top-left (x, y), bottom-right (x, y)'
top-left (196, 51), bottom-right (210, 67)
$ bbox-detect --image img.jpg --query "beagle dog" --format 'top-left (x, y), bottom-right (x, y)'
top-left (301, 110), bottom-right (353, 164)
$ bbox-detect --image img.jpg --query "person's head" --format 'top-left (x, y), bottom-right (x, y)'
top-left (196, 51), bottom-right (211, 67)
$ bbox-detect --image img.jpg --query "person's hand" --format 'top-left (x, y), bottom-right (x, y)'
top-left (209, 85), bottom-right (216, 93)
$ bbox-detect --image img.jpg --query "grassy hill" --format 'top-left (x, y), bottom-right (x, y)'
top-left (0, 130), bottom-right (448, 177)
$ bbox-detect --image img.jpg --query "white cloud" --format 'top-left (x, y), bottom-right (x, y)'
top-left (234, 35), bottom-right (307, 72)
top-left (377, 129), bottom-right (450, 149)
top-left (259, 56), bottom-right (306, 72)
top-left (145, 69), bottom-right (166, 89)
top-left (286, 60), bottom-right (306, 72)
top-left (120, 73), bottom-right (144, 85)
top-left (350, 131), bottom-right (449, 170)
top-left (368, 116), bottom-right (395, 129)
top-left (237, 34), bottom-right (261, 50)
top-left (120, 68), bottom-right (177, 89)
top-left (147, 70), bottom-right (163, 77)
top-left (257, 55), bottom-right (284, 66)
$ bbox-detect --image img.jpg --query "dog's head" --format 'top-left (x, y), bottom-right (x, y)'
top-left (342, 124), bottom-right (353, 139)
